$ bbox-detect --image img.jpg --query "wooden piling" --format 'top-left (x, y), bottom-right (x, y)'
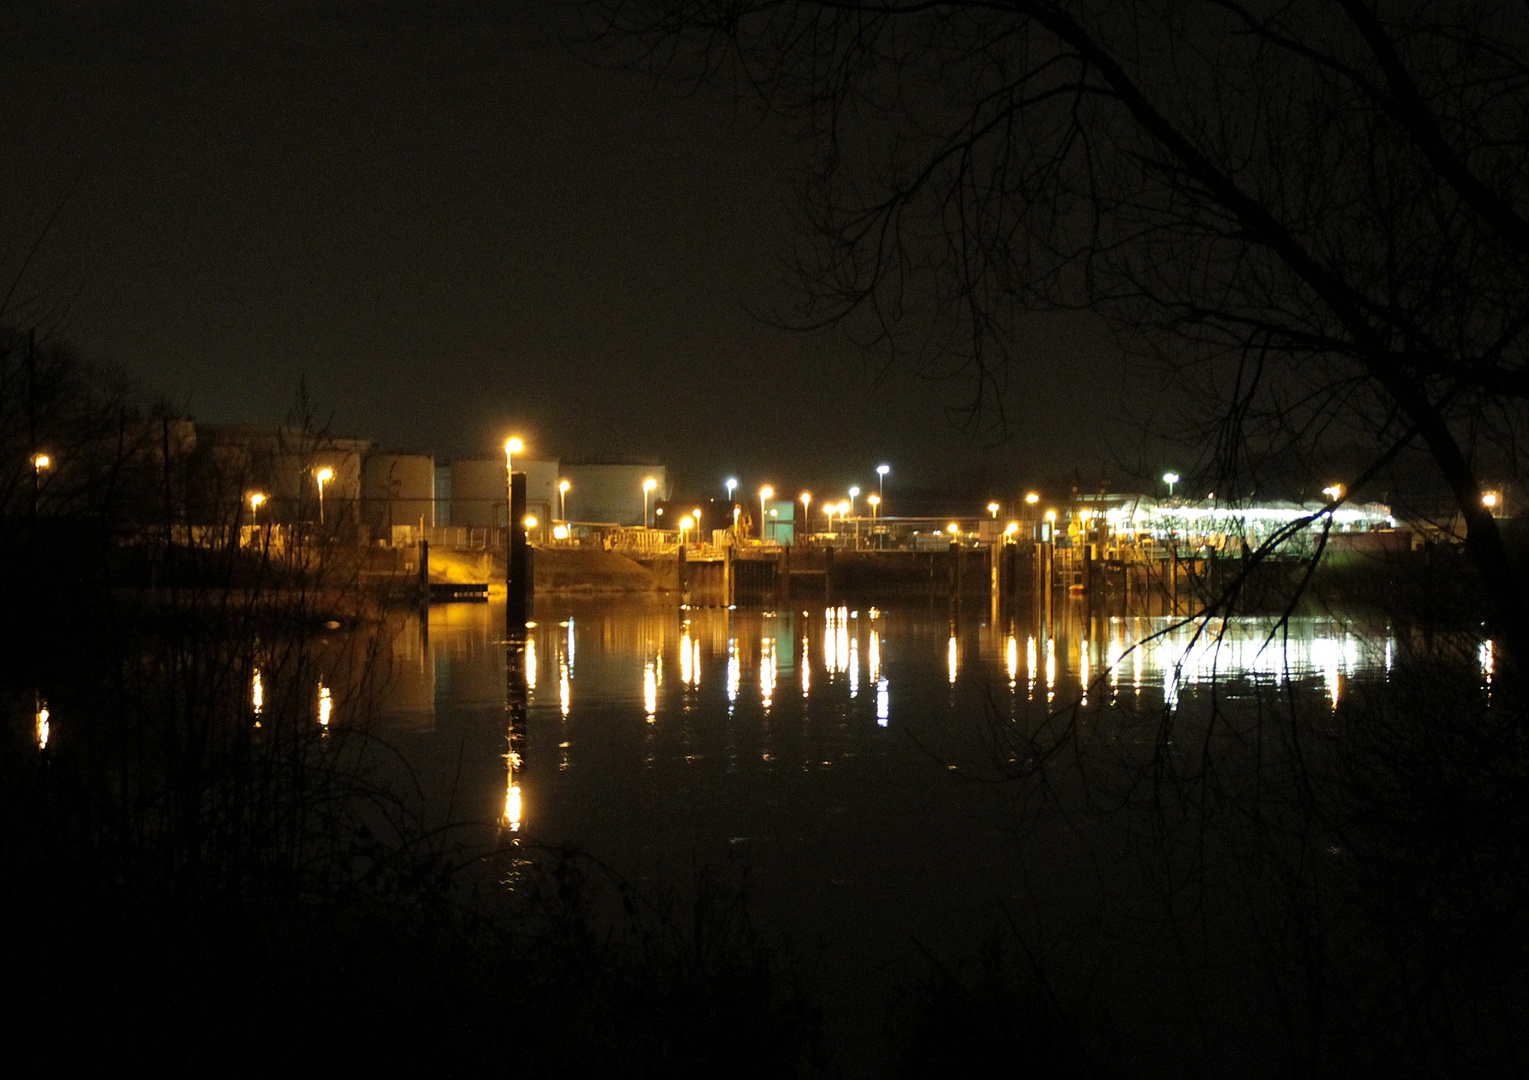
top-left (507, 472), bottom-right (529, 633)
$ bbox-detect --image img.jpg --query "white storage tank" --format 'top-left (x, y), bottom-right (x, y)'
top-left (362, 453), bottom-right (435, 535)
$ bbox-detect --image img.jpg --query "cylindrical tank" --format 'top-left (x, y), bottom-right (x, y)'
top-left (362, 453), bottom-right (436, 535)
top-left (449, 458), bottom-right (508, 529)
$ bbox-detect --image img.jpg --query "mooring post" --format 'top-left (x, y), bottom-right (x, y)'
top-left (418, 538), bottom-right (430, 601)
top-left (823, 543), bottom-right (834, 606)
top-left (723, 540), bottom-right (735, 607)
top-left (508, 472), bottom-right (529, 633)
top-left (677, 540), bottom-right (688, 605)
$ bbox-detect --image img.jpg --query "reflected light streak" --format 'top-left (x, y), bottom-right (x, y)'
top-left (801, 636), bottom-right (811, 698)
top-left (251, 668), bottom-right (264, 718)
top-left (643, 660), bottom-right (658, 720)
top-left (1079, 640), bottom-right (1090, 707)
top-left (761, 637), bottom-right (777, 711)
top-left (1045, 639), bottom-right (1056, 704)
top-left (504, 782), bottom-right (522, 832)
top-left (525, 637), bottom-right (538, 692)
top-left (35, 701), bottom-right (49, 749)
top-left (1005, 634), bottom-right (1019, 689)
top-left (869, 629), bottom-right (881, 683)
top-left (947, 633), bottom-right (958, 685)
top-left (876, 678), bottom-right (889, 726)
top-left (848, 634), bottom-right (860, 698)
top-left (559, 658), bottom-right (571, 719)
top-left (680, 625), bottom-right (695, 687)
top-left (726, 639), bottom-right (740, 707)
top-left (318, 683), bottom-right (332, 727)
top-left (1026, 636), bottom-right (1037, 701)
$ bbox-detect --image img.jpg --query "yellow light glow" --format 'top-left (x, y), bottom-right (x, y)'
top-left (1045, 509), bottom-right (1058, 523)
top-left (838, 501), bottom-right (850, 515)
top-left (643, 477), bottom-right (658, 492)
top-left (32, 453), bottom-right (50, 470)
top-left (552, 524), bottom-right (569, 540)
top-left (251, 669), bottom-right (264, 716)
top-left (318, 683), bottom-right (332, 726)
top-left (680, 515), bottom-right (694, 530)
top-left (946, 522), bottom-right (959, 535)
top-left (315, 467), bottom-right (333, 483)
top-left (249, 492), bottom-right (265, 509)
top-left (35, 702), bottom-right (49, 749)
top-left (504, 783), bottom-right (522, 831)
top-left (1484, 491), bottom-right (1501, 508)
top-left (1025, 491), bottom-right (1039, 504)
top-left (760, 485), bottom-right (774, 500)
top-left (1322, 484), bottom-right (1344, 501)
top-left (1004, 521), bottom-right (1019, 536)
top-left (559, 479), bottom-right (570, 493)
top-left (524, 515), bottom-right (538, 529)
top-left (1079, 509), bottom-right (1092, 522)
top-left (506, 437), bottom-right (524, 455)
top-left (987, 502), bottom-right (1000, 517)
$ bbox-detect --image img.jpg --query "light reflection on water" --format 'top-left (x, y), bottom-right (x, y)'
top-left (358, 600), bottom-right (1431, 840)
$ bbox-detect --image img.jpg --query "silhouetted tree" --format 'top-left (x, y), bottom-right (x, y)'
top-left (593, 0), bottom-right (1529, 661)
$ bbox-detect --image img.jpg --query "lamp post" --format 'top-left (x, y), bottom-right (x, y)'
top-left (1162, 471), bottom-right (1180, 498)
top-left (1322, 483), bottom-right (1344, 502)
top-left (725, 477), bottom-right (738, 503)
top-left (877, 464), bottom-right (889, 502)
top-left (987, 502), bottom-right (1000, 519)
top-left (643, 477), bottom-right (658, 528)
top-left (315, 467), bottom-right (334, 525)
top-left (249, 492), bottom-right (265, 527)
top-left (824, 502), bottom-right (836, 534)
top-left (759, 485), bottom-right (774, 541)
top-left (558, 479), bottom-right (570, 521)
top-left (505, 436), bottom-right (523, 476)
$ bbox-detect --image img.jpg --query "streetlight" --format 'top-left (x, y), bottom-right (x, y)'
top-left (987, 502), bottom-right (1000, 519)
top-left (759, 485), bottom-right (774, 541)
top-left (1025, 491), bottom-right (1039, 505)
top-left (1004, 521), bottom-right (1020, 540)
top-left (848, 485), bottom-right (860, 517)
top-left (680, 515), bottom-right (694, 544)
top-left (558, 479), bottom-right (570, 521)
top-left (725, 477), bottom-right (738, 503)
top-left (877, 464), bottom-right (889, 501)
top-left (643, 477), bottom-right (658, 528)
top-left (315, 466), bottom-right (334, 525)
top-left (32, 453), bottom-right (50, 472)
top-left (867, 493), bottom-right (880, 518)
top-left (946, 522), bottom-right (960, 536)
top-left (800, 492), bottom-right (811, 536)
top-left (1162, 471), bottom-right (1180, 498)
top-left (824, 502), bottom-right (836, 532)
top-left (249, 492), bottom-right (266, 526)
top-left (505, 436), bottom-right (523, 475)
top-left (1484, 490), bottom-right (1502, 509)
top-left (1322, 483), bottom-right (1344, 502)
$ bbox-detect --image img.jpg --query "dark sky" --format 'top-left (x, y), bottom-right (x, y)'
top-left (0, 1), bottom-right (1136, 501)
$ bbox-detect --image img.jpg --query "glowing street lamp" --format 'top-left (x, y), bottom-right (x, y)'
top-left (1484, 490), bottom-right (1502, 510)
top-left (249, 492), bottom-right (266, 526)
top-left (1162, 471), bottom-right (1180, 498)
top-left (314, 466), bottom-right (334, 525)
top-left (848, 485), bottom-right (860, 517)
top-left (558, 479), bottom-right (570, 521)
top-left (987, 502), bottom-right (1000, 519)
top-left (680, 515), bottom-right (694, 544)
top-left (32, 453), bottom-right (50, 473)
top-left (1322, 483), bottom-right (1344, 502)
top-left (867, 493), bottom-right (880, 519)
top-left (759, 485), bottom-right (774, 541)
top-left (823, 502), bottom-right (836, 531)
top-left (643, 477), bottom-right (658, 528)
top-left (946, 522), bottom-right (960, 537)
top-left (1004, 521), bottom-right (1020, 541)
top-left (1025, 491), bottom-right (1039, 505)
top-left (800, 492), bottom-right (811, 534)
top-left (505, 436), bottom-right (523, 475)
top-left (1044, 509), bottom-right (1058, 524)
top-left (725, 477), bottom-right (738, 503)
top-left (876, 463), bottom-right (889, 501)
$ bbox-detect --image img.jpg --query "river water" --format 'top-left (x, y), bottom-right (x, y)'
top-left (336, 595), bottom-right (1434, 1071)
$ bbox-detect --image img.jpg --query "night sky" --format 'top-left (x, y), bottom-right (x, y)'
top-left (1, 1), bottom-right (1135, 501)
